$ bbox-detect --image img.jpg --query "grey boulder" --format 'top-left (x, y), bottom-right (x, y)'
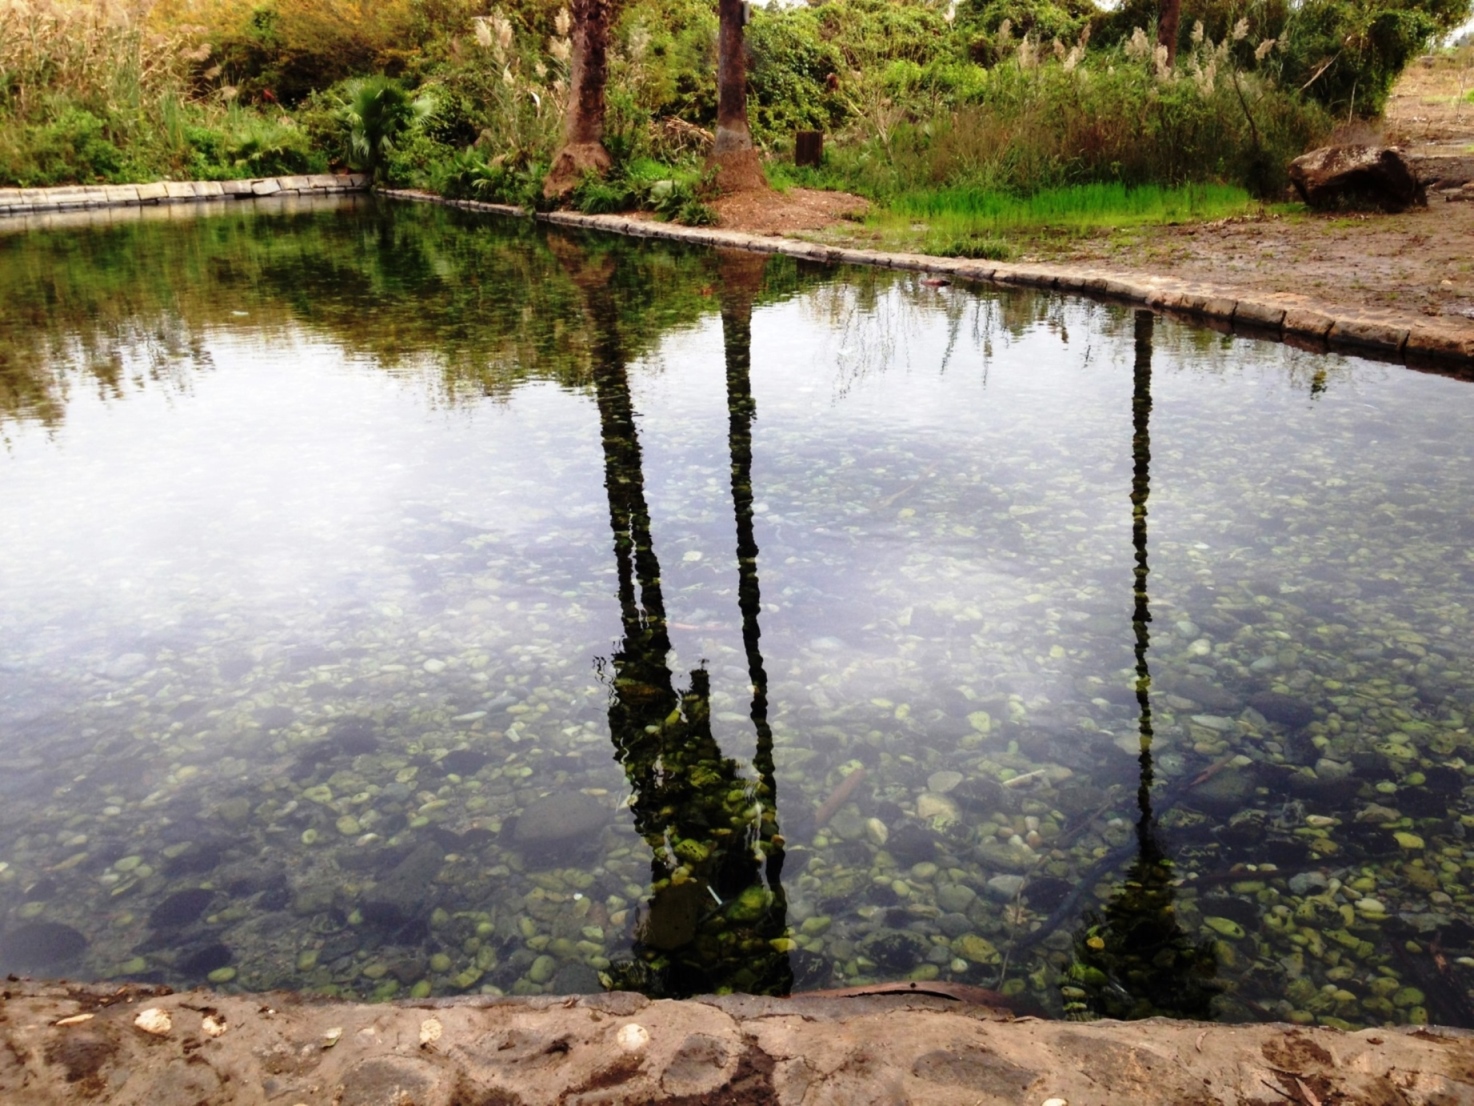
top-left (1288, 145), bottom-right (1426, 212)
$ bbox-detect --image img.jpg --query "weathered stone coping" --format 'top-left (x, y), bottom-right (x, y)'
top-left (2, 979), bottom-right (1470, 1105)
top-left (0, 173), bottom-right (369, 218)
top-left (0, 190), bottom-right (371, 237)
top-left (381, 187), bottom-right (1474, 369)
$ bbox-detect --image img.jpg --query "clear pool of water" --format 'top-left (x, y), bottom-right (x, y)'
top-left (2, 198), bottom-right (1472, 1027)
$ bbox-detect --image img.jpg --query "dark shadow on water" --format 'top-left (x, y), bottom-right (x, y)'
top-left (555, 239), bottom-right (791, 998)
top-left (1063, 311), bottom-right (1220, 1020)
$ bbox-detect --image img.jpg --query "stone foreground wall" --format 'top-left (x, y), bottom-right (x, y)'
top-left (0, 174), bottom-right (369, 218)
top-left (1, 979), bottom-right (1471, 1105)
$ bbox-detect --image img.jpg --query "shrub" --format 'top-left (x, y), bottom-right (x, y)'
top-left (745, 7), bottom-right (845, 139)
top-left (337, 76), bottom-right (434, 178)
top-left (0, 108), bottom-right (131, 185)
top-left (1275, 0), bottom-right (1452, 116)
top-left (956, 0), bottom-right (1099, 43)
top-left (434, 146), bottom-right (546, 205)
top-left (566, 159), bottom-right (715, 224)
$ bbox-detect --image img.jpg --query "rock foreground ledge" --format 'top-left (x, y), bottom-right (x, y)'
top-left (2, 980), bottom-right (1472, 1105)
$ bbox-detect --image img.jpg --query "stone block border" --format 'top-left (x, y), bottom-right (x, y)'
top-left (0, 173), bottom-right (369, 218)
top-left (382, 187), bottom-right (1474, 368)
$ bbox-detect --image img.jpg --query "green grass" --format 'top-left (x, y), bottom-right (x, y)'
top-left (820, 181), bottom-right (1270, 260)
top-left (887, 181), bottom-right (1261, 233)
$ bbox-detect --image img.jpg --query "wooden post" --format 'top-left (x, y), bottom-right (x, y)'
top-left (794, 130), bottom-right (823, 168)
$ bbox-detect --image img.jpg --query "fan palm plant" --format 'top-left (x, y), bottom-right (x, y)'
top-left (339, 76), bottom-right (433, 180)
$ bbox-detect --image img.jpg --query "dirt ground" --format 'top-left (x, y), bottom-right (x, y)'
top-left (3, 978), bottom-right (1474, 1105)
top-left (709, 52), bottom-right (1474, 351)
top-left (1004, 204), bottom-right (1474, 326)
top-left (1385, 49), bottom-right (1474, 145)
top-left (708, 185), bottom-right (868, 235)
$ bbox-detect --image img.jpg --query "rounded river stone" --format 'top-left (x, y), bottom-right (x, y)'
top-left (148, 888), bottom-right (215, 931)
top-left (513, 791), bottom-right (609, 845)
top-left (0, 922), bottom-right (88, 970)
top-left (1249, 692), bottom-right (1315, 729)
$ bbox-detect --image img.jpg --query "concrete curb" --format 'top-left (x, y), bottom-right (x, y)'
top-left (380, 187), bottom-right (1474, 368)
top-left (0, 173), bottom-right (370, 218)
top-left (2, 978), bottom-right (1472, 1105)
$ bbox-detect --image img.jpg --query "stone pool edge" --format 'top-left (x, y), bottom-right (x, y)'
top-left (3, 977), bottom-right (1471, 1105)
top-left (380, 187), bottom-right (1474, 369)
top-left (0, 174), bottom-right (370, 215)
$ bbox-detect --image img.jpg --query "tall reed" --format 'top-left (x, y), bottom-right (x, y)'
top-left (0, 0), bottom-right (205, 125)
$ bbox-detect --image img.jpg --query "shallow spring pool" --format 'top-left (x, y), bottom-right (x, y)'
top-left (2, 197), bottom-right (1472, 1027)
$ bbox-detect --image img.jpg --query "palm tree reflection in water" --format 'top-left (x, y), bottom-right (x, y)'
top-left (558, 241), bottom-right (790, 997)
top-left (1063, 310), bottom-right (1219, 1020)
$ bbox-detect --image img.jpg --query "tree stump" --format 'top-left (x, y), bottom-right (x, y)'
top-left (795, 130), bottom-right (824, 168)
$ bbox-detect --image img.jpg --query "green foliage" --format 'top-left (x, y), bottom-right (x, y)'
top-left (1099, 0), bottom-right (1471, 117)
top-left (956, 0), bottom-right (1099, 43)
top-left (434, 147), bottom-right (547, 206)
top-left (338, 76), bottom-right (435, 179)
top-left (745, 8), bottom-right (845, 138)
top-left (569, 159), bottom-right (717, 225)
top-left (0, 108), bottom-right (131, 186)
top-left (815, 42), bottom-right (1327, 201)
top-left (1275, 0), bottom-right (1452, 116)
top-left (218, 113), bottom-right (325, 177)
top-left (0, 0), bottom-right (1439, 202)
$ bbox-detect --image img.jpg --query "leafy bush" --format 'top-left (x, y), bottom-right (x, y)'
top-left (0, 108), bottom-right (131, 186)
top-left (956, 0), bottom-right (1099, 43)
top-left (1275, 0), bottom-right (1453, 116)
top-left (337, 76), bottom-right (434, 178)
top-left (567, 159), bottom-right (715, 224)
top-left (1100, 0), bottom-right (1470, 116)
top-left (745, 8), bottom-right (845, 139)
top-left (434, 147), bottom-right (548, 205)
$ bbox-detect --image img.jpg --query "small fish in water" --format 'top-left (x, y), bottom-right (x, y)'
top-left (921, 278), bottom-right (950, 288)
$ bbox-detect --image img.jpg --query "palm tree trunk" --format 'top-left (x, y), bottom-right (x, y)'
top-left (710, 0), bottom-right (765, 192)
top-left (1157, 0), bottom-right (1181, 67)
top-left (544, 0), bottom-right (615, 199)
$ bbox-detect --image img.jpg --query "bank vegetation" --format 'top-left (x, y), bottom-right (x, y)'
top-left (1, 0), bottom-right (1469, 233)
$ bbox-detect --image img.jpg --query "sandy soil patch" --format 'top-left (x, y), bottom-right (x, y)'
top-left (709, 184), bottom-right (868, 235)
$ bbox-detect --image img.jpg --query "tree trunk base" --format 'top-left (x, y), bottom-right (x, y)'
top-left (708, 146), bottom-right (767, 195)
top-left (543, 142), bottom-right (613, 200)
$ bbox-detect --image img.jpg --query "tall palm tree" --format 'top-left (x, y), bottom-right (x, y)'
top-left (711, 0), bottom-right (765, 191)
top-left (1158, 0), bottom-right (1181, 67)
top-left (544, 0), bottom-right (617, 198)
